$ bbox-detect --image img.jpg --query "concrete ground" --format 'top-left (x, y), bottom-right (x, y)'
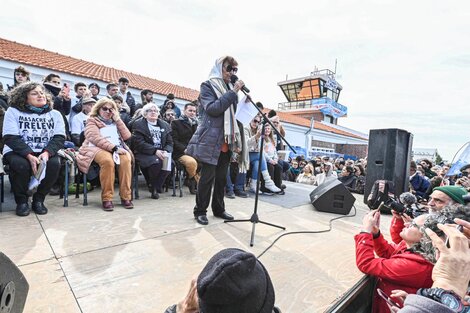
top-left (0, 179), bottom-right (392, 313)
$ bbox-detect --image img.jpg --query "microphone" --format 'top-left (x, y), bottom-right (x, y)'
top-left (399, 192), bottom-right (417, 206)
top-left (230, 74), bottom-right (250, 93)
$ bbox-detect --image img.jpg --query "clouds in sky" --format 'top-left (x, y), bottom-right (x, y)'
top-left (2, 0), bottom-right (469, 159)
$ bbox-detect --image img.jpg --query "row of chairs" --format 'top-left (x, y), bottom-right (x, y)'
top-left (59, 157), bottom-right (187, 207)
top-left (0, 152), bottom-right (188, 211)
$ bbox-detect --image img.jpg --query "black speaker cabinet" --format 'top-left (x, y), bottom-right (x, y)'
top-left (364, 128), bottom-right (413, 204)
top-left (0, 252), bottom-right (29, 313)
top-left (310, 179), bottom-right (355, 215)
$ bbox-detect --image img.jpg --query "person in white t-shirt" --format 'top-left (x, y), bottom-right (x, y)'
top-left (70, 97), bottom-right (95, 147)
top-left (3, 82), bottom-right (65, 216)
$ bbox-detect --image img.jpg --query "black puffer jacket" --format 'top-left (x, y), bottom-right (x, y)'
top-left (171, 116), bottom-right (197, 160)
top-left (186, 81), bottom-right (238, 165)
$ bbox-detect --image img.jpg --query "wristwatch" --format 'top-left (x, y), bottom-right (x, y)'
top-left (418, 288), bottom-right (466, 312)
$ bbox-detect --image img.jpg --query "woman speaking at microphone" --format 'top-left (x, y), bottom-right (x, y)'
top-left (187, 56), bottom-right (247, 225)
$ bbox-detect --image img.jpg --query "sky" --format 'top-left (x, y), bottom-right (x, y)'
top-left (2, 0), bottom-right (470, 160)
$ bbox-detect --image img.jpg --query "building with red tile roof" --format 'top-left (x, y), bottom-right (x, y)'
top-left (0, 37), bottom-right (368, 158)
top-left (0, 37), bottom-right (199, 101)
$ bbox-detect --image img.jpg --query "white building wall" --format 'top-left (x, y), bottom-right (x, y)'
top-left (0, 60), bottom-right (188, 110)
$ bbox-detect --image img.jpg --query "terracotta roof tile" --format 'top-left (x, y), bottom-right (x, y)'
top-left (264, 109), bottom-right (367, 140)
top-left (0, 37), bottom-right (199, 101)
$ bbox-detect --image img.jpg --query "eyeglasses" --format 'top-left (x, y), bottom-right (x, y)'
top-left (147, 109), bottom-right (158, 113)
top-left (225, 65), bottom-right (238, 73)
top-left (253, 120), bottom-right (260, 124)
top-left (101, 107), bottom-right (113, 112)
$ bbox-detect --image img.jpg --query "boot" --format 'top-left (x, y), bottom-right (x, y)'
top-left (188, 177), bottom-right (197, 195)
top-left (249, 179), bottom-right (257, 193)
top-left (262, 170), bottom-right (281, 193)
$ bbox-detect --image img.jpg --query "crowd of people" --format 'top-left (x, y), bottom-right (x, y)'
top-left (1, 61), bottom-right (470, 312)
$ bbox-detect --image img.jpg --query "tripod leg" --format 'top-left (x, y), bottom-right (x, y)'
top-left (250, 222), bottom-right (256, 247)
top-left (258, 220), bottom-right (286, 230)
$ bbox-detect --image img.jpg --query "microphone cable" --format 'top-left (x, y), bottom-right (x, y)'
top-left (257, 204), bottom-right (357, 259)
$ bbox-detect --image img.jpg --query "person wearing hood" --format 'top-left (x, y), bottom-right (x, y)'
top-left (314, 161), bottom-right (338, 186)
top-left (161, 98), bottom-right (181, 119)
top-left (2, 82), bottom-right (65, 216)
top-left (7, 65), bottom-right (30, 91)
top-left (186, 56), bottom-right (248, 225)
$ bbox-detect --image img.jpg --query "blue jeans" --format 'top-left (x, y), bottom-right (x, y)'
top-left (226, 166), bottom-right (246, 192)
top-left (249, 152), bottom-right (267, 180)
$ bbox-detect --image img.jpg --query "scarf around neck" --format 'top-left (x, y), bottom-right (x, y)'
top-left (25, 103), bottom-right (50, 114)
top-left (207, 57), bottom-right (240, 152)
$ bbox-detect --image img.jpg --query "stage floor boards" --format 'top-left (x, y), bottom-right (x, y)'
top-left (0, 181), bottom-right (393, 312)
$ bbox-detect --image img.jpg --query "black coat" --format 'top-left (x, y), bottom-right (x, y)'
top-left (171, 116), bottom-right (197, 160)
top-left (186, 81), bottom-right (238, 165)
top-left (131, 118), bottom-right (173, 168)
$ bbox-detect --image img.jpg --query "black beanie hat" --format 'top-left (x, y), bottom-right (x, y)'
top-left (197, 248), bottom-right (275, 313)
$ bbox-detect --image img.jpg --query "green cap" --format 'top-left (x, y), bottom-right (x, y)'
top-left (433, 186), bottom-right (468, 204)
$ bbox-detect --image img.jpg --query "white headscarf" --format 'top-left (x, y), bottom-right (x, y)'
top-left (206, 56), bottom-right (248, 172)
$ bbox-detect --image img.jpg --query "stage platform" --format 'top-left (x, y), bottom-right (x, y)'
top-left (0, 180), bottom-right (393, 313)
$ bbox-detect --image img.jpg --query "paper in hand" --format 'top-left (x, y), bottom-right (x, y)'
top-left (113, 151), bottom-right (121, 165)
top-left (235, 95), bottom-right (259, 126)
top-left (28, 159), bottom-right (47, 191)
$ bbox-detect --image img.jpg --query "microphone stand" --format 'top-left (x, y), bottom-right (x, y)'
top-left (225, 90), bottom-right (297, 246)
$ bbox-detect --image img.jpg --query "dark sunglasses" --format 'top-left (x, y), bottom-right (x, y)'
top-left (253, 120), bottom-right (261, 124)
top-left (101, 107), bottom-right (113, 112)
top-left (226, 65), bottom-right (238, 73)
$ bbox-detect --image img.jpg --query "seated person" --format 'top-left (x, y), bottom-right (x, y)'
top-left (410, 161), bottom-right (430, 199)
top-left (3, 82), bottom-right (65, 216)
top-left (287, 160), bottom-right (301, 182)
top-left (314, 161), bottom-right (337, 186)
top-left (131, 103), bottom-right (172, 199)
top-left (296, 163), bottom-right (316, 185)
top-left (353, 164), bottom-right (366, 194)
top-left (160, 98), bottom-right (181, 119)
top-left (263, 124), bottom-right (284, 194)
top-left (165, 248), bottom-right (281, 313)
top-left (171, 102), bottom-right (199, 194)
top-left (77, 98), bottom-right (133, 211)
top-left (163, 109), bottom-right (176, 124)
top-left (244, 117), bottom-right (280, 193)
top-left (355, 211), bottom-right (434, 313)
top-left (111, 95), bottom-right (131, 130)
top-left (338, 165), bottom-right (357, 191)
top-left (70, 97), bottom-right (95, 147)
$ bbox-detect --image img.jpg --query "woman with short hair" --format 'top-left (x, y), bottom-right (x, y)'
top-left (3, 82), bottom-right (65, 216)
top-left (131, 103), bottom-right (173, 199)
top-left (77, 97), bottom-right (133, 211)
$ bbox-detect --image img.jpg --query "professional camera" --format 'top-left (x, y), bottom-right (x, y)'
top-left (382, 192), bottom-right (427, 218)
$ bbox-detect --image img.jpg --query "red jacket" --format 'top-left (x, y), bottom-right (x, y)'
top-left (390, 217), bottom-right (405, 244)
top-left (355, 232), bottom-right (433, 313)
